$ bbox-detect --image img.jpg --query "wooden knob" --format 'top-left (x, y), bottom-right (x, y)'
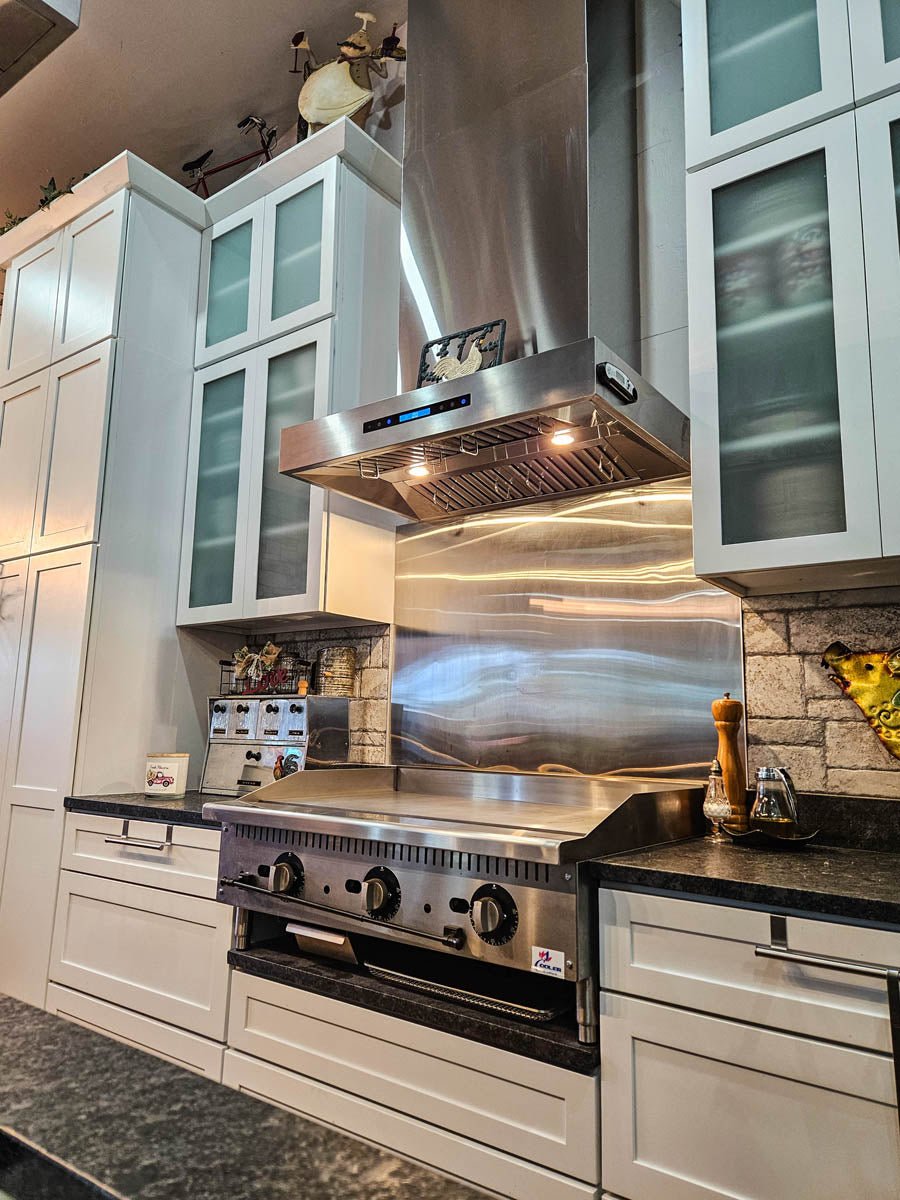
top-left (712, 692), bottom-right (747, 830)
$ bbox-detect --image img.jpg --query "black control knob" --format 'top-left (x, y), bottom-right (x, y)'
top-left (363, 867), bottom-right (401, 920)
top-left (265, 703), bottom-right (279, 714)
top-left (470, 884), bottom-right (518, 945)
top-left (245, 750), bottom-right (262, 761)
top-left (289, 703), bottom-right (304, 714)
top-left (213, 703), bottom-right (224, 713)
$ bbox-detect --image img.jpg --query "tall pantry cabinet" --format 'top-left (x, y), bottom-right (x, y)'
top-left (0, 156), bottom-right (225, 1006)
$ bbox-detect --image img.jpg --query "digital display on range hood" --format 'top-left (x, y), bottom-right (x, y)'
top-left (363, 393), bottom-right (471, 434)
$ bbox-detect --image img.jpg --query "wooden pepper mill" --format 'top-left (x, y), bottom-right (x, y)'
top-left (711, 692), bottom-right (747, 831)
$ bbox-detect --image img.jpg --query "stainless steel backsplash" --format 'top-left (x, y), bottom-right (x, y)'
top-left (391, 481), bottom-right (743, 777)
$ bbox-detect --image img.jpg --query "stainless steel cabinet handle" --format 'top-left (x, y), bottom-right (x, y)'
top-left (758, 913), bottom-right (900, 1138)
top-left (104, 819), bottom-right (173, 852)
top-left (754, 944), bottom-right (891, 980)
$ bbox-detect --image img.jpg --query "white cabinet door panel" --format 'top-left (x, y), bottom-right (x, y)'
top-left (32, 341), bottom-right (114, 555)
top-left (1, 545), bottom-right (94, 815)
top-left (50, 871), bottom-right (232, 1039)
top-left (689, 114), bottom-right (882, 578)
top-left (600, 993), bottom-right (900, 1200)
top-left (683, 0), bottom-right (854, 171)
top-left (52, 191), bottom-right (127, 363)
top-left (258, 159), bottom-right (337, 342)
top-left (0, 561), bottom-right (27, 817)
top-left (0, 233), bottom-right (61, 386)
top-left (46, 984), bottom-right (224, 1080)
top-left (0, 804), bottom-right (62, 1007)
top-left (223, 1051), bottom-right (597, 1200)
top-left (61, 811), bottom-right (220, 898)
top-left (0, 371), bottom-right (47, 561)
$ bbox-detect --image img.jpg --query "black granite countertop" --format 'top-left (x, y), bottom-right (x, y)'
top-left (65, 792), bottom-right (220, 827)
top-left (0, 994), bottom-right (483, 1200)
top-left (592, 839), bottom-right (900, 926)
top-left (230, 942), bottom-right (599, 1075)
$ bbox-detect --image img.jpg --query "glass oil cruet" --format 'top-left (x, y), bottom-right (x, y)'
top-left (703, 758), bottom-right (731, 842)
top-left (750, 766), bottom-right (799, 835)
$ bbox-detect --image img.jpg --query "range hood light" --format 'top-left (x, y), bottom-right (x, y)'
top-left (408, 462), bottom-right (430, 478)
top-left (550, 429), bottom-right (576, 447)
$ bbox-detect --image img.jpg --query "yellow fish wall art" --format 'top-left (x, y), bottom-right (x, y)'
top-left (822, 641), bottom-right (900, 760)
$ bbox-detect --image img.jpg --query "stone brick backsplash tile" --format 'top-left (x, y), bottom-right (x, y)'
top-left (359, 667), bottom-right (389, 700)
top-left (748, 719), bottom-right (823, 746)
top-left (825, 720), bottom-right (897, 771)
top-left (743, 594), bottom-right (900, 798)
top-left (743, 610), bottom-right (789, 655)
top-left (826, 769), bottom-right (900, 798)
top-left (744, 656), bottom-right (804, 718)
top-left (747, 743), bottom-right (827, 792)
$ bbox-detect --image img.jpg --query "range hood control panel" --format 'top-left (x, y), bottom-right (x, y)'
top-left (363, 393), bottom-right (471, 434)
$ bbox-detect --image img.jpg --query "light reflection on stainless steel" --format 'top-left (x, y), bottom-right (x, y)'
top-left (391, 480), bottom-right (743, 777)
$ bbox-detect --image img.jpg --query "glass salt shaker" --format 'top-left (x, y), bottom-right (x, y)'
top-left (703, 758), bottom-right (731, 843)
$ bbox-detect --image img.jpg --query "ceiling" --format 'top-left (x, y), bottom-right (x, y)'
top-left (0, 0), bottom-right (407, 220)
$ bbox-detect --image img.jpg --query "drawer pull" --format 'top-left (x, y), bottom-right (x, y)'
top-left (104, 820), bottom-right (173, 852)
top-left (758, 914), bottom-right (900, 1135)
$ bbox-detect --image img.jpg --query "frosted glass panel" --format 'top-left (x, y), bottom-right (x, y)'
top-left (713, 151), bottom-right (846, 545)
top-left (882, 0), bottom-right (900, 62)
top-left (257, 344), bottom-right (317, 600)
top-left (205, 222), bottom-right (252, 347)
top-left (707, 0), bottom-right (822, 134)
top-left (271, 182), bottom-right (324, 320)
top-left (190, 371), bottom-right (245, 607)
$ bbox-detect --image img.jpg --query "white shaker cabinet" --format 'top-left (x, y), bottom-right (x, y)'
top-left (0, 232), bottom-right (61, 386)
top-left (0, 561), bottom-right (27, 790)
top-left (688, 113), bottom-right (882, 586)
top-left (0, 371), bottom-right (47, 561)
top-left (51, 190), bottom-right (127, 363)
top-left (682, 0), bottom-right (854, 171)
top-left (0, 545), bottom-right (95, 1008)
top-left (857, 88), bottom-right (900, 557)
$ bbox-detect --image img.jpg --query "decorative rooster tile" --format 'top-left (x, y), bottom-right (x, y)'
top-left (822, 641), bottom-right (900, 760)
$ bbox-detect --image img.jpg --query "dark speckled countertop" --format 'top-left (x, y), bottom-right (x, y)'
top-left (65, 792), bottom-right (219, 827)
top-left (0, 994), bottom-right (483, 1200)
top-left (592, 839), bottom-right (900, 926)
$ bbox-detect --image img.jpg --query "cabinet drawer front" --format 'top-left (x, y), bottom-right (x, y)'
top-left (223, 1050), bottom-right (597, 1200)
top-left (62, 812), bottom-right (220, 896)
top-left (0, 233), bottom-right (61, 386)
top-left (52, 192), bottom-right (127, 363)
top-left (600, 889), bottom-right (900, 1053)
top-left (46, 983), bottom-right (224, 1080)
top-left (600, 993), bottom-right (900, 1200)
top-left (228, 971), bottom-right (599, 1183)
top-left (50, 871), bottom-right (231, 1038)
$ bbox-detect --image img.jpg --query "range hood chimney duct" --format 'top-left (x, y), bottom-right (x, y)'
top-left (280, 0), bottom-right (690, 522)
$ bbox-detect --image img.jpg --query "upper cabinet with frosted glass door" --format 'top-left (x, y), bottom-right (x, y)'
top-left (849, 0), bottom-right (900, 103)
top-left (682, 0), bottom-right (854, 170)
top-left (688, 113), bottom-right (883, 587)
top-left (195, 160), bottom-right (337, 366)
top-left (857, 87), bottom-right (900, 557)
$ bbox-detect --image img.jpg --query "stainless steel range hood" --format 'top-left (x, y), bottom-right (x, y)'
top-left (281, 0), bottom-right (690, 521)
top-left (280, 337), bottom-right (689, 522)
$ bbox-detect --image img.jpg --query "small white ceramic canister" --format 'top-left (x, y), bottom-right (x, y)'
top-left (145, 753), bottom-right (189, 798)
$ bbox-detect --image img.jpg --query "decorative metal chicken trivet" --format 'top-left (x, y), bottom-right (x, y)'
top-left (822, 641), bottom-right (900, 759)
top-left (417, 320), bottom-right (507, 388)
